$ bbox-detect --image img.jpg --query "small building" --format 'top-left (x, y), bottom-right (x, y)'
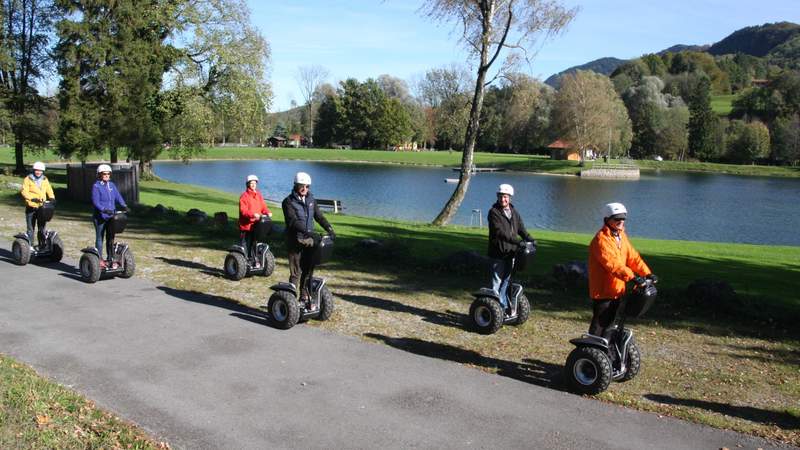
top-left (268, 136), bottom-right (287, 147)
top-left (548, 139), bottom-right (595, 160)
top-left (751, 78), bottom-right (769, 88)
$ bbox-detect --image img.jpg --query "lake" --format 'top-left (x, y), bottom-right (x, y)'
top-left (154, 160), bottom-right (800, 246)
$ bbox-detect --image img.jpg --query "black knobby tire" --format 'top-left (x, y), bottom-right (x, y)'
top-left (565, 346), bottom-right (613, 395)
top-left (268, 290), bottom-right (300, 329)
top-left (12, 238), bottom-right (30, 266)
top-left (261, 250), bottom-right (275, 277)
top-left (317, 286), bottom-right (334, 321)
top-left (50, 236), bottom-right (64, 263)
top-left (224, 252), bottom-right (247, 280)
top-left (620, 339), bottom-right (641, 382)
top-left (513, 294), bottom-right (531, 326)
top-left (469, 296), bottom-right (504, 335)
top-left (120, 251), bottom-right (136, 278)
top-left (79, 253), bottom-right (101, 284)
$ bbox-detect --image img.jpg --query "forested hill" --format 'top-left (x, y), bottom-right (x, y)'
top-left (708, 22), bottom-right (800, 57)
top-left (544, 57), bottom-right (627, 88)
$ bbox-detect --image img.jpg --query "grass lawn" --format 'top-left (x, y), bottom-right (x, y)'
top-left (1, 168), bottom-right (799, 445)
top-left (712, 94), bottom-right (736, 116)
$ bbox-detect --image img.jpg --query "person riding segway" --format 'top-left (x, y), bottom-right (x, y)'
top-left (79, 164), bottom-right (134, 283)
top-left (469, 183), bottom-right (537, 334)
top-left (266, 172), bottom-right (336, 329)
top-left (224, 174), bottom-right (275, 280)
top-left (13, 161), bottom-right (63, 265)
top-left (564, 202), bottom-right (658, 395)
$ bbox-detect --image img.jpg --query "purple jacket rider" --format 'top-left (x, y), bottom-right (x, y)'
top-left (92, 180), bottom-right (127, 220)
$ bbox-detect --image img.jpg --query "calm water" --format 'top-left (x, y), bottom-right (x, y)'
top-left (154, 160), bottom-right (800, 246)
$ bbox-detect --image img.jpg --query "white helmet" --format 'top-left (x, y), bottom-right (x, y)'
top-left (294, 172), bottom-right (312, 185)
top-left (32, 161), bottom-right (46, 171)
top-left (246, 174), bottom-right (259, 183)
top-left (97, 164), bottom-right (112, 174)
top-left (602, 202), bottom-right (628, 220)
top-left (497, 183), bottom-right (514, 196)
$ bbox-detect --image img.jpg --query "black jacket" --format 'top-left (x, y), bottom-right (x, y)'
top-left (282, 191), bottom-right (332, 247)
top-left (487, 202), bottom-right (534, 259)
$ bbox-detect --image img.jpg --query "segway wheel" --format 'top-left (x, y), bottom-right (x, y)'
top-left (261, 250), bottom-right (275, 277)
top-left (317, 286), bottom-right (334, 321)
top-left (12, 238), bottom-right (30, 266)
top-left (565, 346), bottom-right (612, 395)
top-left (268, 291), bottom-right (300, 329)
top-left (120, 251), bottom-right (136, 278)
top-left (50, 235), bottom-right (64, 263)
top-left (224, 252), bottom-right (247, 280)
top-left (79, 253), bottom-right (101, 283)
top-left (512, 293), bottom-right (531, 326)
top-left (469, 297), bottom-right (504, 335)
top-left (620, 340), bottom-right (641, 382)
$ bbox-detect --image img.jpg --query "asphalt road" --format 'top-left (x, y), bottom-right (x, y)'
top-left (0, 245), bottom-right (790, 449)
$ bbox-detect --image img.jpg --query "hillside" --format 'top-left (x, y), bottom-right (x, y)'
top-left (708, 21), bottom-right (800, 57)
top-left (544, 56), bottom-right (627, 88)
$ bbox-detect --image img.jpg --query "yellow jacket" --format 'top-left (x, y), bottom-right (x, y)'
top-left (588, 225), bottom-right (651, 300)
top-left (20, 175), bottom-right (55, 208)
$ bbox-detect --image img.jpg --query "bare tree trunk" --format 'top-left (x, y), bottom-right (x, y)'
top-left (110, 148), bottom-right (118, 164)
top-left (14, 141), bottom-right (25, 174)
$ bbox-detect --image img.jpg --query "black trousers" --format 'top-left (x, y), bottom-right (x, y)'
top-left (25, 207), bottom-right (46, 246)
top-left (589, 299), bottom-right (621, 337)
top-left (288, 244), bottom-right (315, 299)
top-left (240, 231), bottom-right (257, 259)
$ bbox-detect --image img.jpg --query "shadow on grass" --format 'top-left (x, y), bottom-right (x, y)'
top-left (338, 293), bottom-right (465, 330)
top-left (154, 256), bottom-right (226, 278)
top-left (644, 394), bottom-right (800, 429)
top-left (156, 286), bottom-right (275, 328)
top-left (364, 333), bottom-right (563, 389)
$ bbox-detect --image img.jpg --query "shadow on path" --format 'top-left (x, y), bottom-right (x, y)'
top-left (338, 293), bottom-right (466, 330)
top-left (157, 286), bottom-right (272, 327)
top-left (365, 333), bottom-right (563, 389)
top-left (0, 247), bottom-right (77, 274)
top-left (644, 394), bottom-right (800, 429)
top-left (155, 256), bottom-right (226, 278)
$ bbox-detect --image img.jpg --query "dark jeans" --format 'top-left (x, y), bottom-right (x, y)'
top-left (288, 244), bottom-right (315, 299)
top-left (94, 216), bottom-right (115, 261)
top-left (25, 207), bottom-right (46, 247)
top-left (240, 231), bottom-right (257, 260)
top-left (588, 299), bottom-right (621, 338)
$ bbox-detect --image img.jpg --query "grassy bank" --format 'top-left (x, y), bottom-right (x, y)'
top-left (5, 146), bottom-right (800, 178)
top-left (1, 170), bottom-right (799, 445)
top-left (0, 354), bottom-right (168, 449)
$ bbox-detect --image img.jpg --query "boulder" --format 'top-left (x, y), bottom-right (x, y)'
top-left (357, 239), bottom-right (384, 250)
top-left (213, 212), bottom-right (228, 228)
top-left (686, 278), bottom-right (736, 306)
top-left (552, 261), bottom-right (588, 287)
top-left (151, 204), bottom-right (167, 215)
top-left (186, 208), bottom-right (208, 225)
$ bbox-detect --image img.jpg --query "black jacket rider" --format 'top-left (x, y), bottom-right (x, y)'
top-left (487, 202), bottom-right (535, 259)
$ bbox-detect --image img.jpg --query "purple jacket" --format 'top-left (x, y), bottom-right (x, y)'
top-left (92, 180), bottom-right (127, 220)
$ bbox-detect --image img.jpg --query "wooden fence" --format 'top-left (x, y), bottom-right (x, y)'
top-left (66, 163), bottom-right (140, 204)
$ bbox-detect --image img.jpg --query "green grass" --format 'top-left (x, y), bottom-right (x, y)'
top-left (712, 94), bottom-right (736, 116)
top-left (1, 170), bottom-right (799, 445)
top-left (0, 354), bottom-right (167, 449)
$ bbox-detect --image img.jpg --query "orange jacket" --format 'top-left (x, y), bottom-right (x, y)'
top-left (238, 189), bottom-right (270, 231)
top-left (588, 225), bottom-right (651, 300)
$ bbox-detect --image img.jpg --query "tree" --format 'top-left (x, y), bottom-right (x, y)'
top-left (0, 0), bottom-right (56, 173)
top-left (771, 114), bottom-right (800, 164)
top-left (623, 76), bottom-right (688, 158)
top-left (295, 64), bottom-right (329, 140)
top-left (424, 0), bottom-right (577, 226)
top-left (687, 76), bottom-right (717, 160)
top-left (553, 70), bottom-right (632, 160)
top-left (726, 120), bottom-right (770, 163)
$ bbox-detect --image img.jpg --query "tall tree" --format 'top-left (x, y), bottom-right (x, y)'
top-left (687, 76), bottom-right (717, 160)
top-left (0, 0), bottom-right (55, 173)
top-left (424, 0), bottom-right (576, 226)
top-left (295, 64), bottom-right (329, 141)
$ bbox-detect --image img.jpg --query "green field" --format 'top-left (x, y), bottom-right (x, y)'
top-left (1, 169), bottom-right (799, 445)
top-left (711, 94), bottom-right (736, 116)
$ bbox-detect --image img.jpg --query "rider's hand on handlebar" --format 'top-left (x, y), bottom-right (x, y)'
top-left (254, 213), bottom-right (261, 220)
top-left (327, 228), bottom-right (336, 241)
top-left (646, 274), bottom-right (658, 283)
top-left (633, 275), bottom-right (646, 286)
top-left (103, 209), bottom-right (113, 215)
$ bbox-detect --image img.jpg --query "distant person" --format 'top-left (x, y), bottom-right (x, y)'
top-left (487, 183), bottom-right (536, 312)
top-left (282, 172), bottom-right (335, 304)
top-left (587, 202), bottom-right (655, 337)
top-left (92, 164), bottom-right (128, 269)
top-left (239, 174), bottom-right (272, 267)
top-left (20, 161), bottom-right (55, 248)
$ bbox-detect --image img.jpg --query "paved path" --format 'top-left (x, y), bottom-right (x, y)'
top-left (0, 245), bottom-right (789, 449)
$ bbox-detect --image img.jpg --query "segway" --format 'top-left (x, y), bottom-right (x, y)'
top-left (469, 241), bottom-right (535, 335)
top-left (224, 216), bottom-right (275, 280)
top-left (266, 235), bottom-right (334, 329)
top-left (79, 211), bottom-right (135, 283)
top-left (564, 276), bottom-right (658, 395)
top-left (12, 201), bottom-right (64, 265)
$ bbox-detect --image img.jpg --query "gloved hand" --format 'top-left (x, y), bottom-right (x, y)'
top-left (647, 274), bottom-right (658, 283)
top-left (34, 198), bottom-right (44, 204)
top-left (123, 206), bottom-right (129, 213)
top-left (327, 228), bottom-right (336, 241)
top-left (633, 275), bottom-right (646, 286)
top-left (103, 209), bottom-right (113, 215)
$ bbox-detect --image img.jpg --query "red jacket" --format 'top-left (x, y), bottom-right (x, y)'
top-left (239, 189), bottom-right (270, 231)
top-left (588, 225), bottom-right (651, 300)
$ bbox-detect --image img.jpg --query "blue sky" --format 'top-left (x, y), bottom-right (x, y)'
top-left (248, 0), bottom-right (799, 111)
